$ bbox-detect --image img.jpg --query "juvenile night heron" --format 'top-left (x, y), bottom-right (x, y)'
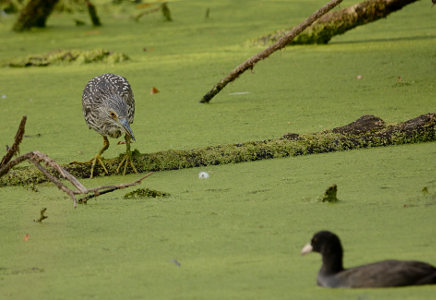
top-left (82, 73), bottom-right (138, 178)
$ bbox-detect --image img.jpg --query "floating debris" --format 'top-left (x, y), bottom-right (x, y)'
top-left (199, 171), bottom-right (209, 179)
top-left (34, 208), bottom-right (48, 223)
top-left (321, 184), bottom-right (338, 203)
top-left (150, 87), bottom-right (160, 95)
top-left (124, 188), bottom-right (170, 199)
top-left (171, 259), bottom-right (181, 267)
top-left (422, 187), bottom-right (429, 195)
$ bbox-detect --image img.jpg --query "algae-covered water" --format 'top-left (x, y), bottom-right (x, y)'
top-left (0, 0), bottom-right (435, 299)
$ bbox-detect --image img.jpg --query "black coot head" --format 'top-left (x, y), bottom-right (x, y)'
top-left (303, 230), bottom-right (343, 256)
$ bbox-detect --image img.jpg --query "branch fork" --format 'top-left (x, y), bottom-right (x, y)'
top-left (0, 116), bottom-right (152, 207)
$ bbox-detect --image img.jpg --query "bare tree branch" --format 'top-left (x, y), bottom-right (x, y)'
top-left (78, 172), bottom-right (153, 204)
top-left (199, 0), bottom-right (343, 103)
top-left (0, 116), bottom-right (153, 207)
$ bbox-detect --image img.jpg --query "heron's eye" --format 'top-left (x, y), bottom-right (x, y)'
top-left (110, 112), bottom-right (117, 119)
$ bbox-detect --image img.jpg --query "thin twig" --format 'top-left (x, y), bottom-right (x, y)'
top-left (134, 5), bottom-right (161, 22)
top-left (79, 188), bottom-right (117, 204)
top-left (200, 0), bottom-right (342, 103)
top-left (78, 172), bottom-right (153, 204)
top-left (85, 172), bottom-right (153, 194)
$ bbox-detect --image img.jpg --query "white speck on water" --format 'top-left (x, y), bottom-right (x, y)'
top-left (199, 171), bottom-right (209, 179)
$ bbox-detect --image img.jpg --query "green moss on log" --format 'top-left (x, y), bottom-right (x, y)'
top-left (0, 113), bottom-right (434, 186)
top-left (254, 0), bottom-right (418, 45)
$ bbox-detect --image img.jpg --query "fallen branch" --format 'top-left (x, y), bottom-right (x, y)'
top-left (256, 0), bottom-right (419, 45)
top-left (0, 117), bottom-right (153, 207)
top-left (2, 113), bottom-right (434, 186)
top-left (199, 0), bottom-right (343, 103)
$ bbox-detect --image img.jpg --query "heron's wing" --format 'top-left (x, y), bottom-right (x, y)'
top-left (82, 77), bottom-right (106, 130)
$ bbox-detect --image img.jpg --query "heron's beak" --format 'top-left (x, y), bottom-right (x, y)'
top-left (301, 243), bottom-right (313, 256)
top-left (120, 119), bottom-right (136, 142)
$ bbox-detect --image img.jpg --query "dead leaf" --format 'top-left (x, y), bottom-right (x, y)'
top-left (150, 87), bottom-right (160, 94)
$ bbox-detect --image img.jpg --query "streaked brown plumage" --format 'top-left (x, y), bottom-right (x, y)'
top-left (82, 73), bottom-right (138, 178)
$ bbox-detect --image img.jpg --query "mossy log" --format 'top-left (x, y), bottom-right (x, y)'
top-left (6, 49), bottom-right (129, 67)
top-left (1, 113), bottom-right (434, 186)
top-left (256, 0), bottom-right (418, 45)
top-left (12, 0), bottom-right (59, 32)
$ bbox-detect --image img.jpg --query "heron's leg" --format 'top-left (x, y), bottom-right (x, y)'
top-left (116, 134), bottom-right (138, 175)
top-left (90, 136), bottom-right (109, 178)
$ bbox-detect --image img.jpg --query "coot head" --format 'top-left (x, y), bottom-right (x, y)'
top-left (301, 231), bottom-right (343, 256)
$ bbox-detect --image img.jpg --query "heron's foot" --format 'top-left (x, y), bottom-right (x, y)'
top-left (116, 151), bottom-right (138, 176)
top-left (90, 154), bottom-right (108, 178)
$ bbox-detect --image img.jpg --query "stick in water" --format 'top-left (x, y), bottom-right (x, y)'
top-left (200, 0), bottom-right (343, 103)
